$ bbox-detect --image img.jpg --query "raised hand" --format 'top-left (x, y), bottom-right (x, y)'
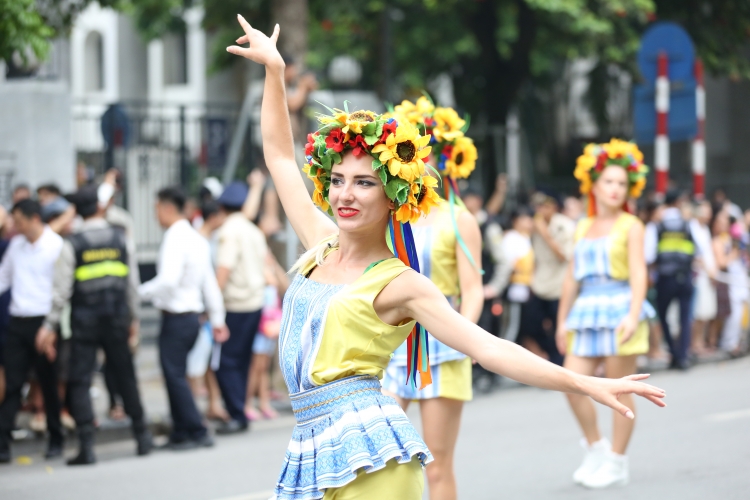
top-left (226, 15), bottom-right (283, 69)
top-left (584, 373), bottom-right (666, 419)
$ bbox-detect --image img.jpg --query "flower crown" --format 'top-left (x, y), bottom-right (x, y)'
top-left (302, 104), bottom-right (441, 224)
top-left (392, 96), bottom-right (478, 180)
top-left (574, 139), bottom-right (649, 199)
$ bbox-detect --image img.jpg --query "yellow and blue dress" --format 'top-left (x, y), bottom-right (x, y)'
top-left (381, 200), bottom-right (474, 401)
top-left (565, 213), bottom-right (655, 357)
top-left (273, 254), bottom-right (432, 500)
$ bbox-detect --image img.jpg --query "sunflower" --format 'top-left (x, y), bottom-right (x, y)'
top-left (342, 110), bottom-right (377, 134)
top-left (432, 107), bottom-right (465, 143)
top-left (319, 110), bottom-right (348, 126)
top-left (394, 202), bottom-right (421, 225)
top-left (393, 100), bottom-right (421, 126)
top-left (630, 176), bottom-right (647, 199)
top-left (415, 176), bottom-right (441, 215)
top-left (573, 150), bottom-right (597, 194)
top-left (311, 176), bottom-right (330, 212)
top-left (443, 137), bottom-right (477, 179)
top-left (574, 139), bottom-right (649, 198)
top-left (371, 123), bottom-right (431, 182)
top-left (603, 138), bottom-right (635, 160)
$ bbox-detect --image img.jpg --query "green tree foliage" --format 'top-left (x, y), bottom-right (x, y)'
top-left (655, 0), bottom-right (750, 80)
top-left (6, 0), bottom-right (749, 125)
top-left (0, 0), bottom-right (55, 64)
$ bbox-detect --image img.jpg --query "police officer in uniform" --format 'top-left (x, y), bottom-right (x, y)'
top-left (645, 190), bottom-right (700, 370)
top-left (36, 186), bottom-right (152, 465)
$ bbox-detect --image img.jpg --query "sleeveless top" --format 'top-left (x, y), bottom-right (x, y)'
top-left (274, 253), bottom-right (433, 500)
top-left (279, 256), bottom-right (416, 394)
top-left (565, 212), bottom-right (655, 333)
top-left (390, 200), bottom-right (468, 367)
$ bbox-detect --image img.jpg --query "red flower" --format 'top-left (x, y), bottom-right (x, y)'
top-left (305, 132), bottom-right (318, 155)
top-left (325, 129), bottom-right (345, 153)
top-left (348, 135), bottom-right (368, 157)
top-left (442, 145), bottom-right (453, 158)
top-left (375, 121), bottom-right (398, 146)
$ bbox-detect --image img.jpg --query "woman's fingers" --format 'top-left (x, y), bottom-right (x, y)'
top-left (237, 14), bottom-right (253, 34)
top-left (643, 394), bottom-right (668, 407)
top-left (624, 373), bottom-right (650, 381)
top-left (236, 35), bottom-right (249, 44)
top-left (607, 396), bottom-right (635, 419)
top-left (270, 23), bottom-right (280, 43)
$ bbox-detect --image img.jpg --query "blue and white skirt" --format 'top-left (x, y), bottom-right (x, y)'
top-left (273, 375), bottom-right (433, 500)
top-left (565, 278), bottom-right (656, 357)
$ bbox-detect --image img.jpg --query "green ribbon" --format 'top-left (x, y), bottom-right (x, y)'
top-left (448, 185), bottom-right (484, 275)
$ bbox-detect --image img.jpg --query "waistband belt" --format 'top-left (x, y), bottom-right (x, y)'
top-left (290, 375), bottom-right (382, 424)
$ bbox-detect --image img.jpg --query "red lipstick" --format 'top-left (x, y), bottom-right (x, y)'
top-left (337, 207), bottom-right (360, 218)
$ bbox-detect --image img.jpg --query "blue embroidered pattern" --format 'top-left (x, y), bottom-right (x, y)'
top-left (566, 236), bottom-right (656, 356)
top-left (273, 275), bottom-right (432, 500)
top-left (278, 275), bottom-right (343, 394)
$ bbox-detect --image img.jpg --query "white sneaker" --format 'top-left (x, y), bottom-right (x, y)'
top-left (583, 451), bottom-right (629, 489)
top-left (572, 437), bottom-right (610, 484)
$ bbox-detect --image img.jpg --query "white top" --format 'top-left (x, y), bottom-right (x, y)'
top-left (494, 230), bottom-right (533, 302)
top-left (692, 222), bottom-right (716, 276)
top-left (0, 226), bottom-right (64, 317)
top-left (138, 219), bottom-right (225, 326)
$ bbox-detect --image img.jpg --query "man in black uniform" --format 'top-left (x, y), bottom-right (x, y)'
top-left (645, 189), bottom-right (699, 370)
top-left (36, 186), bottom-right (152, 465)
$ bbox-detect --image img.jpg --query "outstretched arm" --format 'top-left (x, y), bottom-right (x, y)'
top-left (227, 17), bottom-right (336, 249)
top-left (375, 271), bottom-right (666, 418)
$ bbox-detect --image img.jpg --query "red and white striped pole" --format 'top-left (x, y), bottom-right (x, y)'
top-left (692, 59), bottom-right (706, 200)
top-left (655, 51), bottom-right (670, 198)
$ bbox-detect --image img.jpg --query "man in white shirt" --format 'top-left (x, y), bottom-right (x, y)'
top-left (0, 199), bottom-right (65, 463)
top-left (139, 187), bottom-right (228, 450)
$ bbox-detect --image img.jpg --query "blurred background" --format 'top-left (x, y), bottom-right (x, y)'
top-left (1, 0), bottom-right (749, 270)
top-left (1, 2), bottom-right (750, 499)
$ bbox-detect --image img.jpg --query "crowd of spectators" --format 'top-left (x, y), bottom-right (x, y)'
top-left (0, 168), bottom-right (282, 464)
top-left (0, 163), bottom-right (747, 463)
top-left (471, 178), bottom-right (750, 389)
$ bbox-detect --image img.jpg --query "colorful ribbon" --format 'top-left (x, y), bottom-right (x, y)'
top-left (389, 214), bottom-right (432, 389)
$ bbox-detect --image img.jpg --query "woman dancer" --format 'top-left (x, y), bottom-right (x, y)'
top-left (381, 97), bottom-right (483, 500)
top-left (556, 140), bottom-right (655, 489)
top-left (228, 18), bottom-right (665, 500)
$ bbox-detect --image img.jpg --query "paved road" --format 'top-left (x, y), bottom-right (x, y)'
top-left (2, 357), bottom-right (750, 500)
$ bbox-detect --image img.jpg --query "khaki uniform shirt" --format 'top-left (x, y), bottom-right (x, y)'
top-left (216, 212), bottom-right (267, 312)
top-left (531, 213), bottom-right (575, 300)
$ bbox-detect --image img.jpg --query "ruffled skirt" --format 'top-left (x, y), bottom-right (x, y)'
top-left (565, 278), bottom-right (656, 357)
top-left (273, 376), bottom-right (433, 500)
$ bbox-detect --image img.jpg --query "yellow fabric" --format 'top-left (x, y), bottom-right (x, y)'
top-left (574, 213), bottom-right (641, 281)
top-left (322, 458), bottom-right (423, 499)
top-left (75, 260), bottom-right (129, 281)
top-left (566, 320), bottom-right (649, 357)
top-left (311, 258), bottom-right (417, 386)
top-left (437, 357), bottom-right (473, 401)
top-left (423, 199), bottom-right (466, 296)
top-left (511, 248), bottom-right (535, 285)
